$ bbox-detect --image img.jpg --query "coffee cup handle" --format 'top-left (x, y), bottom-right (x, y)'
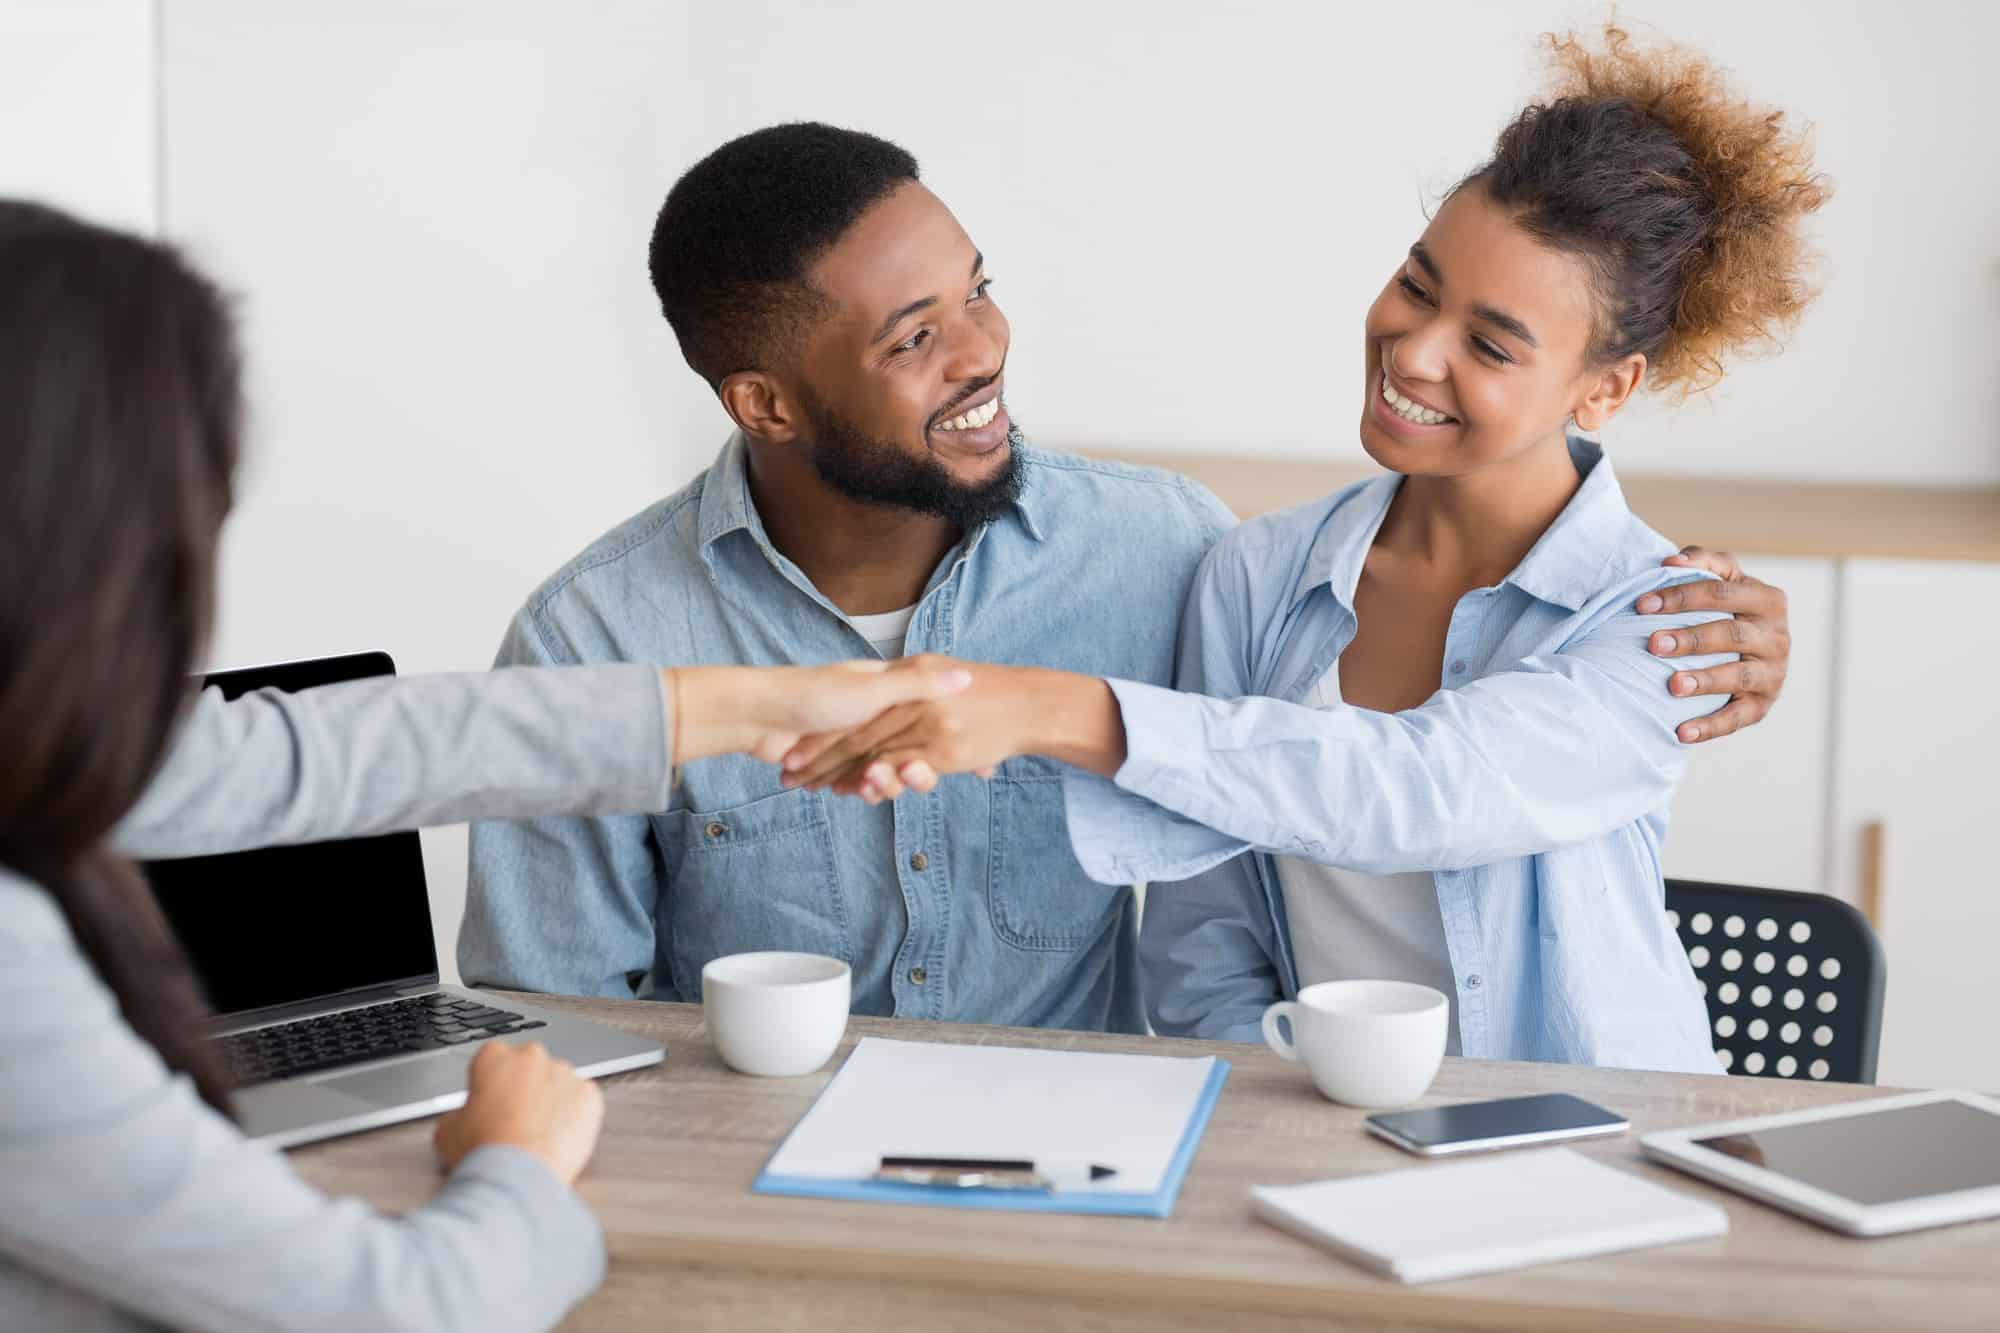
top-left (1261, 1001), bottom-right (1301, 1063)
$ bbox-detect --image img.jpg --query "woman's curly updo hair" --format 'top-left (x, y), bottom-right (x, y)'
top-left (1460, 22), bottom-right (1830, 394)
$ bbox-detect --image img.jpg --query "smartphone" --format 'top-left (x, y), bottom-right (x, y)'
top-left (1365, 1093), bottom-right (1629, 1157)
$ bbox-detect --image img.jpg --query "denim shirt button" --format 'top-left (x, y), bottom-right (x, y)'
top-left (909, 966), bottom-right (928, 985)
top-left (909, 851), bottom-right (929, 872)
top-left (1465, 973), bottom-right (1483, 990)
top-left (704, 821), bottom-right (725, 840)
top-left (1450, 660), bottom-right (1468, 675)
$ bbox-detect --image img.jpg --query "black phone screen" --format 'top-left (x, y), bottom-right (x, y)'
top-left (1368, 1093), bottom-right (1626, 1148)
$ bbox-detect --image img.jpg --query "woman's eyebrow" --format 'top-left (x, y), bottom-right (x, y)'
top-left (1411, 243), bottom-right (1540, 347)
top-left (1472, 303), bottom-right (1539, 348)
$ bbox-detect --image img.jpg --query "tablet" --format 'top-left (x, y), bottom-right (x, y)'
top-left (1641, 1090), bottom-right (2000, 1236)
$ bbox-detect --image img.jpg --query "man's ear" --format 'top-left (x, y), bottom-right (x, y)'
top-left (718, 372), bottom-right (804, 444)
top-left (1572, 353), bottom-right (1646, 433)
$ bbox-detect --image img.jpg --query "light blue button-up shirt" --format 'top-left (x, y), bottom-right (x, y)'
top-left (1068, 440), bottom-right (1731, 1073)
top-left (460, 433), bottom-right (1233, 1033)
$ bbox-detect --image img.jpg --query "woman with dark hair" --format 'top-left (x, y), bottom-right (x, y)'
top-left (0, 200), bottom-right (970, 1331)
top-left (783, 24), bottom-right (1829, 1073)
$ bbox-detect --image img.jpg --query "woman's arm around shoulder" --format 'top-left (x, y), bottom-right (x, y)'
top-left (1098, 564), bottom-right (1736, 876)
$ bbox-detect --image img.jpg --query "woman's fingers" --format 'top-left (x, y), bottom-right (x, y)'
top-left (858, 760), bottom-right (906, 803)
top-left (861, 656), bottom-right (974, 711)
top-left (779, 729), bottom-right (846, 774)
top-left (782, 709), bottom-right (908, 787)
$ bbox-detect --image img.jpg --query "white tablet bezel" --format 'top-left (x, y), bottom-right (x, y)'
top-left (1640, 1089), bottom-right (2000, 1236)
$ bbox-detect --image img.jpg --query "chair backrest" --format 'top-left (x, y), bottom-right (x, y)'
top-left (1665, 879), bottom-right (1886, 1084)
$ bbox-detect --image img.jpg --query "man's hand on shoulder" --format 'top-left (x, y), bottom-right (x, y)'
top-left (1636, 546), bottom-right (1792, 744)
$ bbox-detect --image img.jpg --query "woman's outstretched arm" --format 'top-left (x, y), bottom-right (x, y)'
top-left (117, 660), bottom-right (970, 859)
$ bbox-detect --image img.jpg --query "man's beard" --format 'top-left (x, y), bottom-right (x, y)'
top-left (799, 387), bottom-right (1025, 530)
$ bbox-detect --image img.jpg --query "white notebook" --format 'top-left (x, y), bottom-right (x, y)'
top-left (1252, 1148), bottom-right (1728, 1284)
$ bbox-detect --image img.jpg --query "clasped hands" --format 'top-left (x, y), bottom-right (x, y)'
top-left (771, 544), bottom-right (1796, 802)
top-left (780, 659), bottom-right (1063, 803)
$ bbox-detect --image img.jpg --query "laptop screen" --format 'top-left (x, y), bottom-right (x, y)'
top-left (146, 652), bottom-right (440, 1017)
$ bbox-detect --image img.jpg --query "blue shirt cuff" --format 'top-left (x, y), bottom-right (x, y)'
top-left (1058, 678), bottom-right (1250, 885)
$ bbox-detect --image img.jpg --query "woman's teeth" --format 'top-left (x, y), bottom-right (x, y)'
top-left (1381, 374), bottom-right (1454, 426)
top-left (934, 396), bottom-right (1001, 432)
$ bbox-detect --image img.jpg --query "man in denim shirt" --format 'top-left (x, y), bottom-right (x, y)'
top-left (458, 125), bottom-right (1231, 1032)
top-left (461, 124), bottom-right (1795, 1033)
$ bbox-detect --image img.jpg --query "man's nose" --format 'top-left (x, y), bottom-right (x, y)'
top-left (942, 313), bottom-right (1005, 384)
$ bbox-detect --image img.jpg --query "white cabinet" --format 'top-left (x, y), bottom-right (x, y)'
top-left (1830, 560), bottom-right (2000, 1091)
top-left (1663, 555), bottom-right (1840, 893)
top-left (1661, 555), bottom-right (2000, 1090)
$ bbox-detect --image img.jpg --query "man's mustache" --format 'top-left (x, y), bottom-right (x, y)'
top-left (927, 369), bottom-right (1005, 429)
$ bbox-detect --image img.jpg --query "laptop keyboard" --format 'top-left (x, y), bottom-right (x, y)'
top-left (215, 993), bottom-right (547, 1086)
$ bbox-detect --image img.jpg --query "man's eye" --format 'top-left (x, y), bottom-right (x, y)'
top-left (1472, 335), bottom-right (1511, 363)
top-left (896, 329), bottom-right (931, 354)
top-left (969, 277), bottom-right (995, 302)
top-left (1396, 274), bottom-right (1431, 304)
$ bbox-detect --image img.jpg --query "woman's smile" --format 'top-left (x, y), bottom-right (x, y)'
top-left (1371, 365), bottom-right (1461, 439)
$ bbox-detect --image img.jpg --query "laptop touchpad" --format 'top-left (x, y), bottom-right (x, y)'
top-left (235, 1077), bottom-right (383, 1140)
top-left (321, 1049), bottom-right (476, 1107)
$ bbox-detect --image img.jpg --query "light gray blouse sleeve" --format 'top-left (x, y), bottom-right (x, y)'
top-left (114, 664), bottom-right (675, 858)
top-left (2, 664), bottom-right (677, 1330)
top-left (0, 877), bottom-right (604, 1333)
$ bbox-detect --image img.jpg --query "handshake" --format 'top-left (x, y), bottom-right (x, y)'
top-left (672, 656), bottom-right (1125, 798)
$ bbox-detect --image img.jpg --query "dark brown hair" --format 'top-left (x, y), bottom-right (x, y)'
top-left (1459, 22), bottom-right (1830, 394)
top-left (0, 201), bottom-right (241, 1113)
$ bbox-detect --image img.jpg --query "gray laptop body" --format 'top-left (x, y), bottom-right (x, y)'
top-left (146, 651), bottom-right (664, 1150)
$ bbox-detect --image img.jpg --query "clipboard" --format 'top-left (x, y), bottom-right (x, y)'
top-left (753, 1036), bottom-right (1231, 1218)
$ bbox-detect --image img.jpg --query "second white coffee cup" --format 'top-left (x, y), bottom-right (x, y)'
top-left (702, 951), bottom-right (851, 1077)
top-left (1262, 979), bottom-right (1449, 1107)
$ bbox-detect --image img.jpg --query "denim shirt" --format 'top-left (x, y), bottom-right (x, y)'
top-left (1070, 440), bottom-right (1732, 1073)
top-left (460, 433), bottom-right (1233, 1033)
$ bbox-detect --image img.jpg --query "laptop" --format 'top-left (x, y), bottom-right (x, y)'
top-left (146, 650), bottom-right (664, 1149)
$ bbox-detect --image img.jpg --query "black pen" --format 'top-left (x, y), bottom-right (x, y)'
top-left (876, 1155), bottom-right (1119, 1191)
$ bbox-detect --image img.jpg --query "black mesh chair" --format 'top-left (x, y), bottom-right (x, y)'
top-left (1665, 879), bottom-right (1886, 1084)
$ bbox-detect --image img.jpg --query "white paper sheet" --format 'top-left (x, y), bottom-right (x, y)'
top-left (763, 1036), bottom-right (1221, 1195)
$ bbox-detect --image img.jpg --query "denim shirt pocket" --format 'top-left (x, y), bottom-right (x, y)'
top-left (987, 757), bottom-right (1124, 951)
top-left (655, 787), bottom-right (848, 996)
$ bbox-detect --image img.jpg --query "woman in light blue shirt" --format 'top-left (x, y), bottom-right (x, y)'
top-left (783, 26), bottom-right (1828, 1074)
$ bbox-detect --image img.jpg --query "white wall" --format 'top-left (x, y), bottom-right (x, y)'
top-left (0, 0), bottom-right (155, 233)
top-left (6, 1), bottom-right (1996, 976)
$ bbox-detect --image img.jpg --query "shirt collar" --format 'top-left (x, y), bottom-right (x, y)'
top-left (1504, 438), bottom-right (1631, 612)
top-left (1299, 437), bottom-right (1631, 615)
top-left (696, 432), bottom-right (764, 552)
top-left (697, 429), bottom-right (1048, 554)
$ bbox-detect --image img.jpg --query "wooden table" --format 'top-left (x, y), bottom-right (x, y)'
top-left (290, 998), bottom-right (1998, 1332)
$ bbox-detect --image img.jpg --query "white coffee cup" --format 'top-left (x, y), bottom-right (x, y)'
top-left (1262, 980), bottom-right (1449, 1107)
top-left (701, 951), bottom-right (851, 1077)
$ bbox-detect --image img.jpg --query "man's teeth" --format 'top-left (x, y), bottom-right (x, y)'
top-left (1381, 374), bottom-right (1454, 426)
top-left (934, 396), bottom-right (1001, 432)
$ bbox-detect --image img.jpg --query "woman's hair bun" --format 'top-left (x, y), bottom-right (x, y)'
top-left (1468, 21), bottom-right (1831, 394)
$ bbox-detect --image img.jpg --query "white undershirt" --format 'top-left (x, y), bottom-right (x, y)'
top-left (1275, 659), bottom-right (1462, 1055)
top-left (848, 604), bottom-right (918, 659)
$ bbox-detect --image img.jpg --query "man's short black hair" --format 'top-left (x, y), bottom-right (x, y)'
top-left (648, 122), bottom-right (920, 388)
